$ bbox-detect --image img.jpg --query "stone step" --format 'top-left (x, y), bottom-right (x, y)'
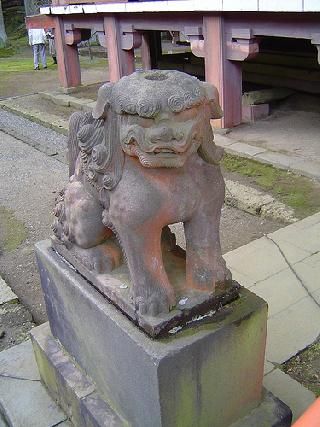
top-left (0, 340), bottom-right (70, 427)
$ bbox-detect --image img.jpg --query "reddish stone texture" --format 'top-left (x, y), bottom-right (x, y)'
top-left (52, 70), bottom-right (231, 317)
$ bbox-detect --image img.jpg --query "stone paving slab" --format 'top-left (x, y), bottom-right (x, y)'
top-left (0, 276), bottom-right (18, 305)
top-left (215, 134), bottom-right (320, 181)
top-left (271, 218), bottom-right (320, 254)
top-left (224, 237), bottom-right (289, 283)
top-left (225, 211), bottom-right (320, 364)
top-left (249, 268), bottom-right (308, 317)
top-left (266, 296), bottom-right (320, 363)
top-left (0, 340), bottom-right (68, 427)
top-left (226, 141), bottom-right (267, 157)
top-left (263, 369), bottom-right (316, 422)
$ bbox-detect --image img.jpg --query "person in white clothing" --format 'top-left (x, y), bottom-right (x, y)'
top-left (28, 28), bottom-right (47, 70)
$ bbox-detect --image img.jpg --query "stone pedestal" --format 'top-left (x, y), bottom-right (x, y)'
top-left (34, 240), bottom-right (292, 427)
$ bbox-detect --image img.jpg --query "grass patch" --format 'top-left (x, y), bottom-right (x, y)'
top-left (0, 57), bottom-right (35, 72)
top-left (0, 36), bottom-right (29, 59)
top-left (0, 47), bottom-right (15, 58)
top-left (79, 56), bottom-right (108, 69)
top-left (282, 340), bottom-right (320, 397)
top-left (222, 153), bottom-right (320, 218)
top-left (0, 207), bottom-right (28, 252)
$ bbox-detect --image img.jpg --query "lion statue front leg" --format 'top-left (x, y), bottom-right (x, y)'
top-left (105, 186), bottom-right (176, 316)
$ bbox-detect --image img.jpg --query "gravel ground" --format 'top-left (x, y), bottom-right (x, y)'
top-left (0, 107), bottom-right (67, 153)
top-left (0, 108), bottom-right (284, 333)
top-left (0, 128), bottom-right (68, 323)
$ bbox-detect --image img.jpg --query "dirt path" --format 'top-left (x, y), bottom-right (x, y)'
top-left (0, 46), bottom-right (108, 99)
top-left (0, 131), bottom-right (67, 323)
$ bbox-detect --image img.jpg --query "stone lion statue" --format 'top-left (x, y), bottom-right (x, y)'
top-left (52, 70), bottom-right (231, 316)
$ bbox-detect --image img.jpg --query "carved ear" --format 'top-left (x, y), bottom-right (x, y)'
top-left (92, 82), bottom-right (114, 119)
top-left (201, 82), bottom-right (223, 119)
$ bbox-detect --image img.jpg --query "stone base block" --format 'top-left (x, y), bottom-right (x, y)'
top-left (35, 240), bottom-right (291, 427)
top-left (31, 323), bottom-right (125, 427)
top-left (242, 104), bottom-right (269, 122)
top-left (32, 323), bottom-right (292, 427)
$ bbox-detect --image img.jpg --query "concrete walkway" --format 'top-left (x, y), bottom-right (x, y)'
top-left (215, 117), bottom-right (320, 181)
top-left (0, 214), bottom-right (319, 425)
top-left (225, 211), bottom-right (320, 420)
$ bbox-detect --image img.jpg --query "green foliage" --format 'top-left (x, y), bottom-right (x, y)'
top-left (222, 153), bottom-right (320, 218)
top-left (0, 35), bottom-right (28, 58)
top-left (0, 46), bottom-right (14, 57)
top-left (3, 6), bottom-right (26, 38)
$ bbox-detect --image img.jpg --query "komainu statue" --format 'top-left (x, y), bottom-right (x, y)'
top-left (52, 70), bottom-right (232, 319)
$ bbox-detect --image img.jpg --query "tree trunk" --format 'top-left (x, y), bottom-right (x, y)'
top-left (0, 0), bottom-right (7, 47)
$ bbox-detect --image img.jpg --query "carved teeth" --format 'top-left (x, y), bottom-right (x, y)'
top-left (154, 148), bottom-right (175, 154)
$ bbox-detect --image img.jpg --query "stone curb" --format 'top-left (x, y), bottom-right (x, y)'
top-left (39, 91), bottom-right (96, 112)
top-left (0, 340), bottom-right (69, 427)
top-left (215, 134), bottom-right (320, 181)
top-left (0, 276), bottom-right (18, 306)
top-left (263, 368), bottom-right (316, 422)
top-left (0, 103), bottom-right (69, 136)
top-left (225, 179), bottom-right (299, 223)
top-left (0, 122), bottom-right (67, 164)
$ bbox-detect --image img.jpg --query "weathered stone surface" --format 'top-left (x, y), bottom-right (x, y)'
top-left (263, 368), bottom-right (315, 423)
top-left (52, 70), bottom-right (231, 318)
top-left (242, 103), bottom-right (270, 122)
top-left (0, 275), bottom-right (18, 305)
top-left (52, 241), bottom-right (240, 338)
top-left (0, 340), bottom-right (67, 427)
top-left (31, 322), bottom-right (125, 427)
top-left (225, 180), bottom-right (298, 223)
top-left (36, 239), bottom-right (268, 427)
top-left (230, 389), bottom-right (292, 427)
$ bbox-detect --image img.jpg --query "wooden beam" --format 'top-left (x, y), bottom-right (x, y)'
top-left (243, 72), bottom-right (320, 94)
top-left (242, 62), bottom-right (320, 81)
top-left (204, 15), bottom-right (242, 129)
top-left (53, 0), bottom-right (127, 4)
top-left (140, 32), bottom-right (152, 71)
top-left (25, 14), bottom-right (56, 30)
top-left (54, 16), bottom-right (81, 88)
top-left (104, 15), bottom-right (135, 82)
top-left (104, 16), bottom-right (122, 82)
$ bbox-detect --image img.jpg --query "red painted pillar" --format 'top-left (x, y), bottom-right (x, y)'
top-left (104, 15), bottom-right (135, 82)
top-left (141, 32), bottom-right (152, 71)
top-left (204, 15), bottom-right (242, 128)
top-left (54, 16), bottom-right (81, 88)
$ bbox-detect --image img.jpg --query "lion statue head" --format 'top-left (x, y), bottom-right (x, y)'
top-left (68, 70), bottom-right (224, 203)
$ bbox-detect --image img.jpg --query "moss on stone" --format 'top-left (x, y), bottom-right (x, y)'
top-left (0, 206), bottom-right (28, 252)
top-left (222, 153), bottom-right (320, 219)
